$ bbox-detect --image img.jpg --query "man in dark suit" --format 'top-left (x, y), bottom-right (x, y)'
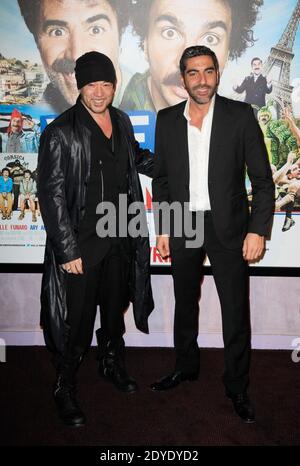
top-left (151, 45), bottom-right (274, 423)
top-left (234, 57), bottom-right (272, 117)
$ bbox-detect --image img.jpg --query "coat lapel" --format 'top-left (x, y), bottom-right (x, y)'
top-left (208, 94), bottom-right (226, 181)
top-left (74, 99), bottom-right (92, 183)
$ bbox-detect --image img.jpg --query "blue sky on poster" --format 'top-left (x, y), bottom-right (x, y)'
top-left (1, 0), bottom-right (300, 113)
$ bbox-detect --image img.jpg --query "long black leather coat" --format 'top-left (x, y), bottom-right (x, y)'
top-left (37, 102), bottom-right (154, 354)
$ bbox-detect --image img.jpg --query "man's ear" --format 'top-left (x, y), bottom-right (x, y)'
top-left (180, 74), bottom-right (186, 89)
top-left (113, 79), bottom-right (117, 90)
top-left (216, 70), bottom-right (220, 86)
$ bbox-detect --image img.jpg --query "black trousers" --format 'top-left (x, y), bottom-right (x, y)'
top-left (62, 244), bottom-right (130, 363)
top-left (171, 212), bottom-right (250, 394)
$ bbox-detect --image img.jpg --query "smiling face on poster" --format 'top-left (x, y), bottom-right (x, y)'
top-left (140, 0), bottom-right (231, 110)
top-left (17, 0), bottom-right (130, 112)
top-left (120, 0), bottom-right (263, 112)
top-left (36, 1), bottom-right (120, 105)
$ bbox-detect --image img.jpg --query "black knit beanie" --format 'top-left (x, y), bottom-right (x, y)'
top-left (75, 51), bottom-right (116, 90)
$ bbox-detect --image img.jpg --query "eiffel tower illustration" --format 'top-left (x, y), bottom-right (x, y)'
top-left (263, 0), bottom-right (300, 117)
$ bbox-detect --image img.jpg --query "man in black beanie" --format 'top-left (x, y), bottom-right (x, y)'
top-left (37, 51), bottom-right (154, 427)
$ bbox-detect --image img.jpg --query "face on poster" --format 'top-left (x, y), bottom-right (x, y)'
top-left (0, 0), bottom-right (300, 266)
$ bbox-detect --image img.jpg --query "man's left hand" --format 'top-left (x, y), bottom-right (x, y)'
top-left (242, 233), bottom-right (265, 261)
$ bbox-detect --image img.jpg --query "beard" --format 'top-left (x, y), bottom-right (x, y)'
top-left (187, 83), bottom-right (218, 105)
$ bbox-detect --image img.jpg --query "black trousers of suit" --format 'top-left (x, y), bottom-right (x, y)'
top-left (62, 244), bottom-right (130, 364)
top-left (171, 212), bottom-right (250, 395)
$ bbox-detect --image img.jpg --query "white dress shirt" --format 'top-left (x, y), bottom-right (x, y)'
top-left (183, 95), bottom-right (215, 211)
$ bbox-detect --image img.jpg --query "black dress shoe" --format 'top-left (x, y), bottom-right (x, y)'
top-left (226, 391), bottom-right (255, 423)
top-left (150, 370), bottom-right (198, 391)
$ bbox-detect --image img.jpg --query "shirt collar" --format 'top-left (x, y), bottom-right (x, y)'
top-left (183, 94), bottom-right (216, 122)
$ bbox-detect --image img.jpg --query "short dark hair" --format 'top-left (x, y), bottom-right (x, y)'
top-left (18, 0), bottom-right (130, 40)
top-left (251, 57), bottom-right (262, 66)
top-left (2, 167), bottom-right (10, 176)
top-left (131, 0), bottom-right (263, 60)
top-left (179, 45), bottom-right (219, 75)
top-left (24, 169), bottom-right (32, 176)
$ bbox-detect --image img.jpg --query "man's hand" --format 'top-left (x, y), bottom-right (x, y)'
top-left (23, 117), bottom-right (35, 129)
top-left (242, 233), bottom-right (265, 261)
top-left (156, 235), bottom-right (170, 259)
top-left (61, 257), bottom-right (83, 275)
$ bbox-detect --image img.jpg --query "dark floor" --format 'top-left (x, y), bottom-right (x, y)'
top-left (0, 347), bottom-right (300, 446)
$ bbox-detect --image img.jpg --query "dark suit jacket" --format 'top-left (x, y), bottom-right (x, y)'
top-left (152, 94), bottom-right (274, 250)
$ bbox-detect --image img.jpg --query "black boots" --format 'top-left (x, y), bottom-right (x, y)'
top-left (53, 359), bottom-right (86, 427)
top-left (96, 330), bottom-right (138, 393)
